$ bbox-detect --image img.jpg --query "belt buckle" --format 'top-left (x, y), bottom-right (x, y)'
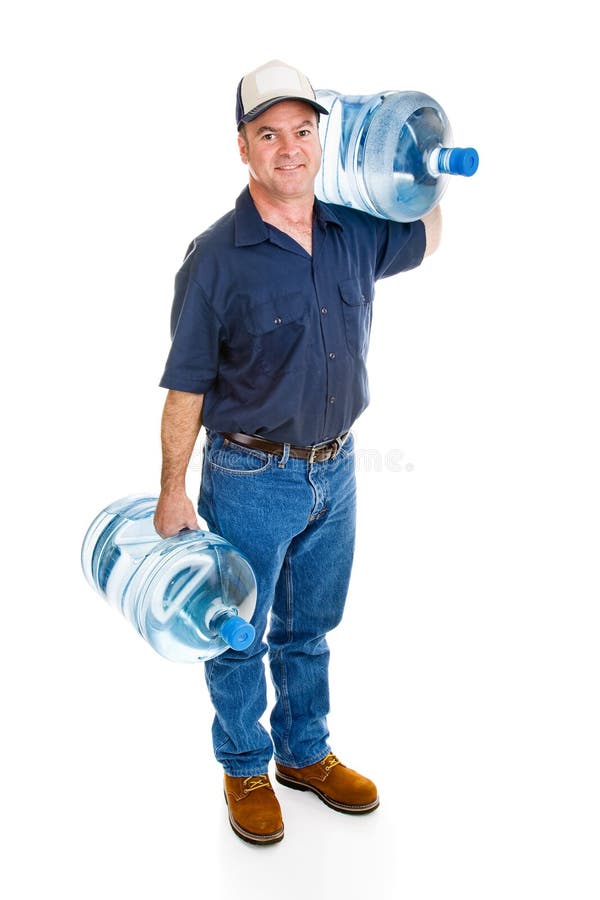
top-left (308, 445), bottom-right (318, 464)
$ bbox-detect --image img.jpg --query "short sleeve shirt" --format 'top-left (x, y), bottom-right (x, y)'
top-left (159, 187), bottom-right (426, 445)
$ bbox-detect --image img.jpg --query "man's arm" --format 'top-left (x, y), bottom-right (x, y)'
top-left (154, 389), bottom-right (204, 537)
top-left (422, 205), bottom-right (442, 257)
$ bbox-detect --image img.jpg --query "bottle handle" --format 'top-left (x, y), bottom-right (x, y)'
top-left (176, 516), bottom-right (209, 538)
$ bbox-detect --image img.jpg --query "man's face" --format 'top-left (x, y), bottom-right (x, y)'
top-left (238, 100), bottom-right (322, 203)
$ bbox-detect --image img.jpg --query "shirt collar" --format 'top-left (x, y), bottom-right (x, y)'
top-left (234, 186), bottom-right (344, 247)
top-left (313, 196), bottom-right (344, 230)
top-left (234, 187), bottom-right (269, 246)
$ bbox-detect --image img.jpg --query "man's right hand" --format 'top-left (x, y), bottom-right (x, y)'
top-left (154, 490), bottom-right (200, 538)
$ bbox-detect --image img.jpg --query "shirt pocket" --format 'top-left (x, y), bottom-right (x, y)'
top-left (245, 292), bottom-right (308, 376)
top-left (339, 278), bottom-right (373, 358)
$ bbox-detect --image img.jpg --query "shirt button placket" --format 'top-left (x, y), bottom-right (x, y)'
top-left (318, 302), bottom-right (333, 433)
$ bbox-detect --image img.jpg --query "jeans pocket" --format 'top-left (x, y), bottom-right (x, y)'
top-left (209, 438), bottom-right (272, 475)
top-left (337, 432), bottom-right (354, 459)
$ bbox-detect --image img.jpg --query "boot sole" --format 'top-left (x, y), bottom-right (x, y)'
top-left (223, 791), bottom-right (284, 845)
top-left (275, 771), bottom-right (380, 815)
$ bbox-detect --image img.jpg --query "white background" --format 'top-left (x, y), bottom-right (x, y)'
top-left (2, 2), bottom-right (598, 898)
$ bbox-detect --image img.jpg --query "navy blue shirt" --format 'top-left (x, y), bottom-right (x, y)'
top-left (159, 187), bottom-right (426, 445)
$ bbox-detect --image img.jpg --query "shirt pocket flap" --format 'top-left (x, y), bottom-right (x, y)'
top-left (339, 279), bottom-right (372, 307)
top-left (246, 292), bottom-right (307, 335)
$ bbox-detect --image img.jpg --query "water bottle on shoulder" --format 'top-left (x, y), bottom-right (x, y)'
top-left (81, 495), bottom-right (256, 663)
top-left (315, 88), bottom-right (479, 222)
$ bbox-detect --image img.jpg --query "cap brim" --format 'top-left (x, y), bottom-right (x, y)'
top-left (238, 96), bottom-right (328, 127)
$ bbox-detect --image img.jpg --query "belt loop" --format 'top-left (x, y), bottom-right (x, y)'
top-left (333, 437), bottom-right (343, 459)
top-left (278, 442), bottom-right (291, 468)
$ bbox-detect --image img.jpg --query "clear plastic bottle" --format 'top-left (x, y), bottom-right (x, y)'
top-left (315, 88), bottom-right (478, 222)
top-left (81, 496), bottom-right (256, 663)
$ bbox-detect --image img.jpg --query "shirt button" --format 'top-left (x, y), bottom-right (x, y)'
top-left (273, 316), bottom-right (283, 326)
top-left (321, 306), bottom-right (328, 315)
top-left (329, 352), bottom-right (336, 360)
top-left (329, 395), bottom-right (336, 404)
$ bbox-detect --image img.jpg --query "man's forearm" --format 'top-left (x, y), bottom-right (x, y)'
top-left (422, 204), bottom-right (442, 257)
top-left (160, 389), bottom-right (204, 491)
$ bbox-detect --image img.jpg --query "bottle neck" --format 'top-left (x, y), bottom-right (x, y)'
top-left (208, 602), bottom-right (255, 651)
top-left (428, 146), bottom-right (479, 177)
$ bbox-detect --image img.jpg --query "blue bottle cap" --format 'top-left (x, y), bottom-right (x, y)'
top-left (447, 147), bottom-right (479, 176)
top-left (219, 615), bottom-right (255, 651)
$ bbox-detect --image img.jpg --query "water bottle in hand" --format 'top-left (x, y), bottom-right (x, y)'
top-left (81, 495), bottom-right (256, 663)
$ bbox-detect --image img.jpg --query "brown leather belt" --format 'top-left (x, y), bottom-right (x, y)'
top-left (222, 432), bottom-right (349, 463)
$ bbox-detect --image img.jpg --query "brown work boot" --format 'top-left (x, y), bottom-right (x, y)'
top-left (223, 774), bottom-right (284, 845)
top-left (275, 752), bottom-right (379, 814)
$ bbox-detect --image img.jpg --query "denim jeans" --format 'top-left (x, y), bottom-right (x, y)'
top-left (198, 430), bottom-right (357, 777)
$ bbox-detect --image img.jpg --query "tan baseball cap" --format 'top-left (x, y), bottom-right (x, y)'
top-left (236, 59), bottom-right (328, 128)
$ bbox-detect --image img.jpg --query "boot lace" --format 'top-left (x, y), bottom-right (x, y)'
top-left (322, 752), bottom-right (341, 773)
top-left (243, 775), bottom-right (271, 794)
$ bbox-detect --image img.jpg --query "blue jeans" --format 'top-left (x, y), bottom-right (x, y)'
top-left (198, 430), bottom-right (357, 777)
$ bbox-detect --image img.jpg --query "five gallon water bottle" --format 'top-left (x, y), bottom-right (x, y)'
top-left (315, 88), bottom-right (479, 222)
top-left (81, 496), bottom-right (256, 663)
